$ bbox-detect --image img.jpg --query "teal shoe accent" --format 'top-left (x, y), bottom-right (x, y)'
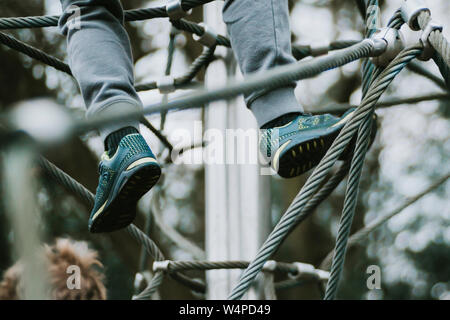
top-left (260, 108), bottom-right (377, 178)
top-left (88, 133), bottom-right (161, 233)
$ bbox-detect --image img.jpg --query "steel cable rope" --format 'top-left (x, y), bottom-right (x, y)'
top-left (324, 111), bottom-right (375, 299)
top-left (77, 40), bottom-right (377, 133)
top-left (319, 8), bottom-right (450, 297)
top-left (157, 260), bottom-right (298, 274)
top-left (415, 11), bottom-right (450, 88)
top-left (319, 172), bottom-right (450, 270)
top-left (418, 11), bottom-right (450, 69)
top-left (315, 92), bottom-right (450, 115)
top-left (0, 30), bottom-right (360, 93)
top-left (276, 160), bottom-right (352, 246)
top-left (0, 30), bottom-right (211, 93)
top-left (135, 45), bottom-right (216, 92)
top-left (36, 156), bottom-right (205, 299)
top-left (406, 61), bottom-right (448, 91)
top-left (360, 0), bottom-right (379, 97)
top-left (322, 0), bottom-right (382, 300)
top-left (227, 44), bottom-right (422, 300)
top-left (0, 0), bottom-right (215, 30)
top-left (135, 31), bottom-right (179, 290)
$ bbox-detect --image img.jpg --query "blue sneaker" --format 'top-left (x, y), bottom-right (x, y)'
top-left (261, 108), bottom-right (376, 178)
top-left (88, 133), bottom-right (161, 233)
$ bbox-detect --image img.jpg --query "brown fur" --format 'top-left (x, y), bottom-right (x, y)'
top-left (0, 238), bottom-right (107, 300)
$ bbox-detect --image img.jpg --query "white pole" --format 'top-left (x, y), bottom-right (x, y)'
top-left (204, 2), bottom-right (272, 300)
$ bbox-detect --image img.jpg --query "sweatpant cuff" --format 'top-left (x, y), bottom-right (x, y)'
top-left (86, 99), bottom-right (142, 140)
top-left (249, 87), bottom-right (304, 128)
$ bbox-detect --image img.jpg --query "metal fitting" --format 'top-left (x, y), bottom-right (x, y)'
top-left (288, 262), bottom-right (317, 280)
top-left (193, 24), bottom-right (217, 48)
top-left (262, 260), bottom-right (277, 272)
top-left (364, 38), bottom-right (387, 57)
top-left (166, 0), bottom-right (188, 20)
top-left (157, 76), bottom-right (176, 94)
top-left (400, 0), bottom-right (430, 31)
top-left (369, 27), bottom-right (405, 67)
top-left (419, 20), bottom-right (443, 61)
top-left (315, 269), bottom-right (330, 282)
top-left (288, 262), bottom-right (330, 281)
top-left (153, 260), bottom-right (171, 272)
top-left (309, 40), bottom-right (329, 57)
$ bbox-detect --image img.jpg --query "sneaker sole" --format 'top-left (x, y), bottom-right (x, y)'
top-left (89, 159), bottom-right (161, 233)
top-left (276, 130), bottom-right (339, 178)
top-left (276, 113), bottom-right (377, 179)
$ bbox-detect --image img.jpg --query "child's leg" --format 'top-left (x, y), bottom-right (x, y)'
top-left (59, 0), bottom-right (161, 233)
top-left (223, 0), bottom-right (372, 179)
top-left (59, 0), bottom-right (141, 145)
top-left (223, 0), bottom-right (304, 128)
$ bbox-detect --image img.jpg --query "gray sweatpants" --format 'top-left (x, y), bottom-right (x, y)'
top-left (59, 0), bottom-right (303, 139)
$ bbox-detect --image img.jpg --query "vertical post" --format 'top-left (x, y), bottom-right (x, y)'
top-left (2, 137), bottom-right (49, 299)
top-left (204, 2), bottom-right (272, 299)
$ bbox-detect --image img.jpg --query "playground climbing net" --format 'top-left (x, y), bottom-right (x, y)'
top-left (0, 0), bottom-right (449, 300)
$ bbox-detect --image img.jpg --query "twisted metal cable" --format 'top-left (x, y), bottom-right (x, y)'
top-left (175, 46), bottom-right (216, 85)
top-left (38, 156), bottom-right (209, 298)
top-left (433, 52), bottom-right (450, 90)
top-left (418, 11), bottom-right (450, 69)
top-left (140, 117), bottom-right (174, 152)
top-left (321, 2), bottom-right (383, 298)
top-left (159, 260), bottom-right (298, 274)
top-left (80, 40), bottom-right (375, 132)
top-left (281, 160), bottom-right (351, 243)
top-left (0, 32), bottom-right (72, 75)
top-left (324, 112), bottom-right (374, 300)
top-left (135, 46), bottom-right (216, 92)
top-left (297, 160), bottom-right (351, 222)
top-left (0, 29), bottom-right (208, 93)
top-left (387, 9), bottom-right (404, 30)
top-left (126, 225), bottom-right (166, 300)
top-left (37, 156), bottom-right (166, 299)
top-left (407, 61), bottom-right (448, 90)
top-left (292, 40), bottom-right (360, 60)
top-left (227, 45), bottom-right (422, 300)
top-left (0, 0), bottom-right (214, 30)
top-left (171, 19), bottom-right (231, 48)
top-left (316, 92), bottom-right (450, 115)
top-left (320, 172), bottom-right (450, 270)
top-left (361, 0), bottom-right (379, 97)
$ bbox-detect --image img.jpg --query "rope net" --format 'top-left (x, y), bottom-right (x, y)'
top-left (0, 0), bottom-right (449, 300)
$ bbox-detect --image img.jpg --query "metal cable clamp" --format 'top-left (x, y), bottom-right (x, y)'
top-left (288, 262), bottom-right (329, 281)
top-left (369, 27), bottom-right (405, 67)
top-left (157, 76), bottom-right (176, 94)
top-left (153, 260), bottom-right (171, 272)
top-left (262, 260), bottom-right (277, 272)
top-left (166, 0), bottom-right (188, 20)
top-left (419, 20), bottom-right (443, 61)
top-left (400, 0), bottom-right (430, 31)
top-left (193, 23), bottom-right (217, 48)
